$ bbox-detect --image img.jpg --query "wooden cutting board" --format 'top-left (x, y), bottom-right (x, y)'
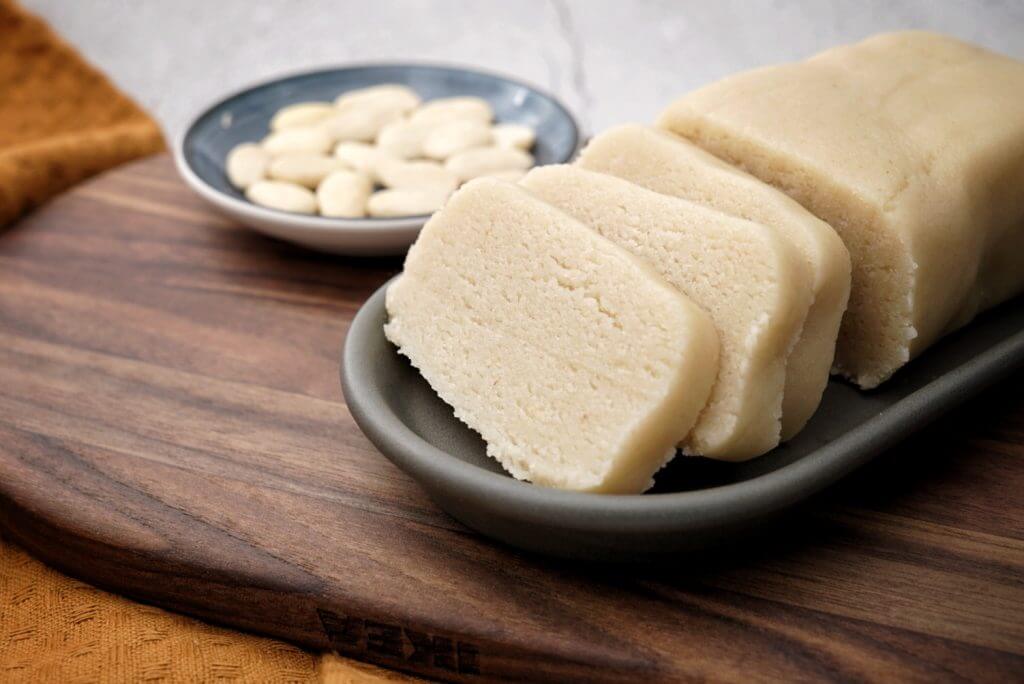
top-left (1, 155), bottom-right (1022, 682)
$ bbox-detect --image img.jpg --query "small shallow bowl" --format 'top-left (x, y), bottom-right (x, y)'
top-left (175, 64), bottom-right (580, 256)
top-left (341, 278), bottom-right (1024, 561)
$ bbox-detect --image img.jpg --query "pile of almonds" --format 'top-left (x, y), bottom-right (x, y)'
top-left (225, 84), bottom-right (536, 218)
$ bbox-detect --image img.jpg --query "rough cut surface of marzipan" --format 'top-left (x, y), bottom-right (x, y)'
top-left (385, 178), bottom-right (720, 493)
top-left (577, 125), bottom-right (850, 439)
top-left (659, 31), bottom-right (1024, 388)
top-left (521, 165), bottom-right (810, 461)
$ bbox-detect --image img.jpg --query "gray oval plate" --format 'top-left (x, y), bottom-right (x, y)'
top-left (175, 63), bottom-right (580, 255)
top-left (341, 278), bottom-right (1024, 560)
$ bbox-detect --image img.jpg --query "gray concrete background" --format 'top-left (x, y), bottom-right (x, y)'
top-left (24, 1), bottom-right (1024, 139)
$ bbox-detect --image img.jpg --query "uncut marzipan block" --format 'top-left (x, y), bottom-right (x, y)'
top-left (660, 31), bottom-right (1024, 388)
top-left (385, 179), bottom-right (720, 493)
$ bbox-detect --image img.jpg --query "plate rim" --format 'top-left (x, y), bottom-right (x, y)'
top-left (174, 61), bottom-right (582, 238)
top-left (341, 278), bottom-right (1024, 537)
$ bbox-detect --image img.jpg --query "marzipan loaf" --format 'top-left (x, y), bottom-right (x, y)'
top-left (660, 31), bottom-right (1024, 388)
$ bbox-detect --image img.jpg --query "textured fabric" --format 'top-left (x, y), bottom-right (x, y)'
top-left (0, 0), bottom-right (164, 226)
top-left (0, 531), bottom-right (317, 682)
top-left (0, 537), bottom-right (411, 682)
top-left (0, 3), bottom-right (410, 681)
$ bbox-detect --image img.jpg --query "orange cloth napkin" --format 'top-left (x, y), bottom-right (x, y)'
top-left (0, 2), bottom-right (410, 681)
top-left (0, 0), bottom-right (163, 226)
top-left (0, 530), bottom-right (409, 682)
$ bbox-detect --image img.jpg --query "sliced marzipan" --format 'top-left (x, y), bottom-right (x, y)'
top-left (520, 165), bottom-right (811, 461)
top-left (385, 179), bottom-right (720, 492)
top-left (577, 125), bottom-right (850, 439)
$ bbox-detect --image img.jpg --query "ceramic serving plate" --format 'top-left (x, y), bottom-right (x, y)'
top-left (341, 278), bottom-right (1024, 561)
top-left (175, 64), bottom-right (580, 256)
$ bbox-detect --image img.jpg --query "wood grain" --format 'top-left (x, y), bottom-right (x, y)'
top-left (0, 155), bottom-right (1022, 682)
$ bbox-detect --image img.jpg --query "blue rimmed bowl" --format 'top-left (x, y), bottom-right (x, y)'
top-left (175, 64), bottom-right (581, 256)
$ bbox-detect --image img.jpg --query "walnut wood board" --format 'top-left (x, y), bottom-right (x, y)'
top-left (0, 155), bottom-right (1022, 682)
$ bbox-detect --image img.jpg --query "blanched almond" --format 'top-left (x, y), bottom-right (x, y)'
top-left (226, 143), bottom-right (269, 190)
top-left (409, 96), bottom-right (493, 125)
top-left (270, 102), bottom-right (335, 131)
top-left (422, 120), bottom-right (493, 160)
top-left (367, 187), bottom-right (451, 217)
top-left (445, 147), bottom-right (533, 182)
top-left (317, 170), bottom-right (372, 218)
top-left (376, 159), bottom-right (459, 193)
top-left (333, 141), bottom-right (396, 182)
top-left (262, 127), bottom-right (333, 156)
top-left (321, 107), bottom-right (401, 143)
top-left (245, 180), bottom-right (318, 214)
top-left (334, 84), bottom-right (420, 115)
top-left (267, 153), bottom-right (342, 188)
top-left (375, 118), bottom-right (440, 159)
